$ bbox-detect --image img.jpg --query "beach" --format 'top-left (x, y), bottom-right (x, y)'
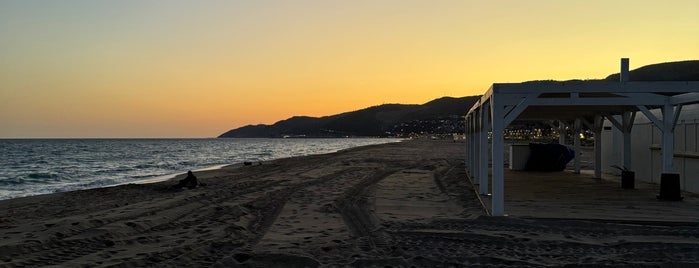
top-left (1, 139), bottom-right (698, 267)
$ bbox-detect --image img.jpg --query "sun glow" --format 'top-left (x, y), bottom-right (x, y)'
top-left (1, 0), bottom-right (697, 137)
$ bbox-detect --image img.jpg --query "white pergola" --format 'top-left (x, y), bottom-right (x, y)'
top-left (465, 63), bottom-right (699, 216)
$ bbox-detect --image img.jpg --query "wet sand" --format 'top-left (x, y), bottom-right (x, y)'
top-left (1, 140), bottom-right (698, 267)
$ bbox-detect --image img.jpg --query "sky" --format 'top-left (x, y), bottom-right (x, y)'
top-left (1, 0), bottom-right (697, 138)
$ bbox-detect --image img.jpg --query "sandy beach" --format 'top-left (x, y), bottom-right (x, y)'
top-left (1, 139), bottom-right (699, 267)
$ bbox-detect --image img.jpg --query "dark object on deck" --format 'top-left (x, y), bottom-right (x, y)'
top-left (657, 173), bottom-right (683, 201)
top-left (174, 170), bottom-right (198, 189)
top-left (524, 143), bottom-right (574, 172)
top-left (612, 165), bottom-right (635, 189)
top-left (244, 161), bottom-right (252, 166)
top-left (621, 171), bottom-right (635, 189)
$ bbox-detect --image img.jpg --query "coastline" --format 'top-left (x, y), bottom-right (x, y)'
top-left (1, 139), bottom-right (698, 267)
top-left (130, 139), bottom-right (407, 186)
top-left (129, 164), bottom-right (231, 185)
top-left (0, 138), bottom-right (404, 201)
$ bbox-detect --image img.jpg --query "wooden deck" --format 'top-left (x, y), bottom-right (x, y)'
top-left (475, 169), bottom-right (699, 223)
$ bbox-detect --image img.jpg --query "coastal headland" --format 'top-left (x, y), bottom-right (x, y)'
top-left (1, 140), bottom-right (698, 267)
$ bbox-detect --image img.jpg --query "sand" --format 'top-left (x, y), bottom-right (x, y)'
top-left (1, 139), bottom-right (698, 267)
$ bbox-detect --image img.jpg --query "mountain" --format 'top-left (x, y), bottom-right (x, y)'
top-left (219, 60), bottom-right (699, 138)
top-left (218, 96), bottom-right (480, 138)
top-left (605, 60), bottom-right (699, 81)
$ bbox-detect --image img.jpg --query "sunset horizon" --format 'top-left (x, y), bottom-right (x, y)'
top-left (2, 1), bottom-right (697, 138)
top-left (3, 2), bottom-right (699, 265)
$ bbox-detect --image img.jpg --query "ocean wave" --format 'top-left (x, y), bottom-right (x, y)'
top-left (134, 164), bottom-right (156, 169)
top-left (130, 173), bottom-right (169, 179)
top-left (0, 177), bottom-right (25, 186)
top-left (27, 173), bottom-right (60, 179)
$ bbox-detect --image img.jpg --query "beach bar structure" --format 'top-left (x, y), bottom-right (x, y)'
top-left (465, 59), bottom-right (699, 216)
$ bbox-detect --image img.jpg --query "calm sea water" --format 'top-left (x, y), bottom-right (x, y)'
top-left (0, 138), bottom-right (402, 200)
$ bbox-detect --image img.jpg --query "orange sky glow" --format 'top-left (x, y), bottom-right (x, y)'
top-left (1, 0), bottom-right (697, 138)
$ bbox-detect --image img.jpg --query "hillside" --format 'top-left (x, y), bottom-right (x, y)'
top-left (605, 60), bottom-right (699, 81)
top-left (219, 60), bottom-right (698, 138)
top-left (218, 96), bottom-right (480, 138)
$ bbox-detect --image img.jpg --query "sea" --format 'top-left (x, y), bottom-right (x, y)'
top-left (0, 138), bottom-right (403, 201)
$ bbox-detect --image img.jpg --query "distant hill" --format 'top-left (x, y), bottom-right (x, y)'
top-left (605, 60), bottom-right (699, 81)
top-left (218, 96), bottom-right (480, 138)
top-left (219, 60), bottom-right (698, 138)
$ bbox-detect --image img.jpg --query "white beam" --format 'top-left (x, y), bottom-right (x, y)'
top-left (637, 103), bottom-right (682, 172)
top-left (672, 105), bottom-right (683, 132)
top-left (466, 114), bottom-right (475, 176)
top-left (503, 93), bottom-right (538, 126)
top-left (479, 101), bottom-right (490, 195)
top-left (527, 98), bottom-right (666, 106)
top-left (469, 115), bottom-right (476, 179)
top-left (474, 114), bottom-right (478, 173)
top-left (490, 97), bottom-right (505, 216)
top-left (464, 116), bottom-right (469, 175)
top-left (661, 104), bottom-right (675, 173)
top-left (593, 116), bottom-right (604, 178)
top-left (492, 81), bottom-right (699, 94)
top-left (637, 105), bottom-right (663, 129)
top-left (611, 116), bottom-right (623, 172)
top-left (670, 92), bottom-right (699, 105)
top-left (621, 111), bottom-right (636, 169)
top-left (474, 114), bottom-right (479, 176)
top-left (464, 115), bottom-right (474, 175)
top-left (558, 120), bottom-right (566, 145)
top-left (606, 116), bottom-right (623, 132)
top-left (617, 92), bottom-right (669, 101)
top-left (467, 100), bottom-right (479, 116)
top-left (503, 105), bottom-right (514, 116)
top-left (574, 118), bottom-right (581, 174)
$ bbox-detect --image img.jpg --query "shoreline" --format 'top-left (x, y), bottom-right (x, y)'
top-left (128, 164), bottom-right (231, 185)
top-left (0, 138), bottom-right (405, 202)
top-left (119, 138), bottom-right (408, 186)
top-left (1, 139), bottom-right (698, 266)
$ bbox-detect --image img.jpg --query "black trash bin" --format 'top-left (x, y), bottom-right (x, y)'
top-left (657, 173), bottom-right (683, 201)
top-left (621, 171), bottom-right (635, 189)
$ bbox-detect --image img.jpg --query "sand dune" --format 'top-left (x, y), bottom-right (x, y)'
top-left (1, 140), bottom-right (698, 267)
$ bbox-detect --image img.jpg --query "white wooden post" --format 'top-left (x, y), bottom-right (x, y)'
top-left (473, 111), bottom-right (480, 184)
top-left (593, 116), bottom-right (604, 178)
top-left (467, 115), bottom-right (472, 176)
top-left (573, 118), bottom-right (581, 174)
top-left (479, 101), bottom-right (490, 195)
top-left (471, 115), bottom-right (476, 176)
top-left (607, 115), bottom-right (624, 172)
top-left (464, 116), bottom-right (469, 175)
top-left (661, 103), bottom-right (675, 173)
top-left (490, 97), bottom-right (505, 216)
top-left (621, 111), bottom-right (636, 170)
top-left (558, 120), bottom-right (566, 145)
top-left (469, 115), bottom-right (476, 178)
